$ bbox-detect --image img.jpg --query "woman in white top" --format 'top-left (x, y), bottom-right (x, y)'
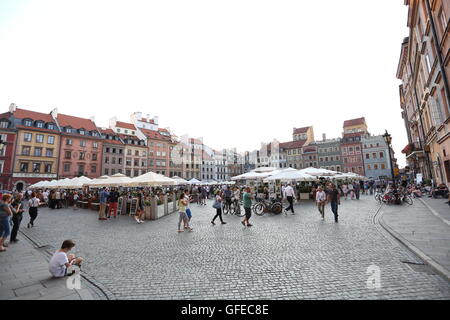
top-left (315, 186), bottom-right (327, 219)
top-left (341, 184), bottom-right (348, 200)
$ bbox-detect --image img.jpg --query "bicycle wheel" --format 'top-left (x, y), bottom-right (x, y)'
top-left (271, 203), bottom-right (282, 214)
top-left (253, 203), bottom-right (265, 216)
top-left (234, 205), bottom-right (245, 217)
top-left (403, 196), bottom-right (413, 205)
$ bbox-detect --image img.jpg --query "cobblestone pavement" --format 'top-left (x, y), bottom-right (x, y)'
top-left (381, 197), bottom-right (450, 279)
top-left (19, 195), bottom-right (450, 300)
top-left (0, 234), bottom-right (104, 300)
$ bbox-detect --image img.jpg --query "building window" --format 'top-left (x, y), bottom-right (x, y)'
top-left (47, 136), bottom-right (55, 144)
top-left (367, 164), bottom-right (371, 170)
top-left (24, 119), bottom-right (32, 126)
top-left (24, 133), bottom-right (32, 142)
top-left (111, 169), bottom-right (115, 175)
top-left (93, 142), bottom-right (98, 149)
top-left (104, 168), bottom-right (109, 175)
top-left (36, 122), bottom-right (44, 128)
top-left (439, 7), bottom-right (447, 34)
top-left (118, 158), bottom-right (122, 165)
top-left (127, 150), bottom-right (132, 156)
top-left (33, 162), bottom-right (41, 173)
top-left (20, 162), bottom-right (29, 172)
top-left (36, 134), bottom-right (44, 143)
top-left (22, 146), bottom-right (31, 156)
top-left (106, 147), bottom-right (110, 153)
top-left (92, 153), bottom-right (97, 161)
top-left (381, 164), bottom-right (386, 169)
top-left (64, 163), bottom-right (71, 172)
top-left (34, 147), bottom-right (42, 157)
top-left (79, 152), bottom-right (85, 160)
top-left (79, 129), bottom-right (85, 135)
top-left (0, 160), bottom-right (4, 173)
top-left (78, 164), bottom-right (85, 175)
top-left (47, 123), bottom-right (54, 130)
top-left (112, 157), bottom-right (116, 164)
top-left (135, 150), bottom-right (139, 156)
top-left (374, 164), bottom-right (378, 170)
top-left (80, 140), bottom-right (86, 147)
top-left (65, 151), bottom-right (71, 159)
top-left (105, 157), bottom-right (109, 164)
top-left (126, 169), bottom-right (131, 176)
top-left (0, 120), bottom-right (9, 128)
top-left (46, 148), bottom-right (53, 157)
top-left (119, 149), bottom-right (123, 154)
top-left (379, 152), bottom-right (384, 158)
top-left (372, 153), bottom-right (377, 158)
top-left (44, 164), bottom-right (52, 173)
top-left (66, 139), bottom-right (72, 145)
top-left (91, 165), bottom-right (97, 173)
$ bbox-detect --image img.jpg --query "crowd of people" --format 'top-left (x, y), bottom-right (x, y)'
top-left (1, 178), bottom-right (448, 280)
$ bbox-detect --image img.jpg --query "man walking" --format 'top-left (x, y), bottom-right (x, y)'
top-left (241, 187), bottom-right (253, 227)
top-left (327, 183), bottom-right (340, 223)
top-left (283, 184), bottom-right (296, 215)
top-left (315, 186), bottom-right (326, 220)
top-left (99, 187), bottom-right (109, 221)
top-left (108, 188), bottom-right (120, 218)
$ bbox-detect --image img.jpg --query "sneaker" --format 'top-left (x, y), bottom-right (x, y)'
top-left (178, 230), bottom-right (184, 233)
top-left (139, 220), bottom-right (144, 223)
top-left (211, 221), bottom-right (215, 225)
top-left (221, 222), bottom-right (227, 224)
top-left (241, 221), bottom-right (246, 226)
top-left (247, 223), bottom-right (253, 227)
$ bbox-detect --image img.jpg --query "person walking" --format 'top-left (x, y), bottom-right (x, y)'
top-left (283, 184), bottom-right (296, 215)
top-left (98, 187), bottom-right (109, 221)
top-left (73, 192), bottom-right (79, 210)
top-left (177, 192), bottom-right (190, 232)
top-left (10, 193), bottom-right (25, 243)
top-left (107, 188), bottom-right (120, 218)
top-left (354, 182), bottom-right (361, 200)
top-left (347, 183), bottom-right (355, 200)
top-left (315, 186), bottom-right (327, 220)
top-left (233, 186), bottom-right (241, 215)
top-left (241, 187), bottom-right (253, 227)
top-left (0, 194), bottom-right (13, 251)
top-left (55, 190), bottom-right (61, 209)
top-left (134, 191), bottom-right (145, 224)
top-left (327, 183), bottom-right (341, 223)
top-left (211, 191), bottom-right (226, 225)
top-left (27, 192), bottom-right (40, 228)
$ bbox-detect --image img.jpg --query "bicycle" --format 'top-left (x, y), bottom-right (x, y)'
top-left (252, 198), bottom-right (283, 216)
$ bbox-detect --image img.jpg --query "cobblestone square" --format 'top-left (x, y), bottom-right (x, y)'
top-left (19, 195), bottom-right (450, 300)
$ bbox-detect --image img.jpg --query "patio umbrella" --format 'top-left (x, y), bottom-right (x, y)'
top-left (172, 176), bottom-right (189, 185)
top-left (129, 172), bottom-right (177, 187)
top-left (264, 170), bottom-right (316, 182)
top-left (188, 178), bottom-right (201, 185)
top-left (298, 167), bottom-right (338, 177)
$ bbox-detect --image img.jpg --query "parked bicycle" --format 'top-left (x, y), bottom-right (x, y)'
top-left (252, 198), bottom-right (283, 216)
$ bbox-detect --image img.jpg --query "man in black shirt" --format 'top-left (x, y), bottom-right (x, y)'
top-left (327, 183), bottom-right (341, 223)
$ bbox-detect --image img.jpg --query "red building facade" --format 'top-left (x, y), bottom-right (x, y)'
top-left (0, 112), bottom-right (17, 190)
top-left (56, 113), bottom-right (103, 179)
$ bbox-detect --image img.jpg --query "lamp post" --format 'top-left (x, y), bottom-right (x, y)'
top-left (383, 130), bottom-right (397, 191)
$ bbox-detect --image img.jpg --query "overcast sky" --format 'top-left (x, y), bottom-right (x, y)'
top-left (0, 0), bottom-right (409, 166)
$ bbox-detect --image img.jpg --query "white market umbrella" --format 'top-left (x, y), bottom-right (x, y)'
top-left (172, 176), bottom-right (189, 185)
top-left (188, 178), bottom-right (201, 185)
top-left (129, 172), bottom-right (176, 187)
top-left (299, 167), bottom-right (338, 177)
top-left (264, 170), bottom-right (315, 182)
top-left (84, 175), bottom-right (111, 187)
top-left (253, 167), bottom-right (278, 173)
top-left (231, 171), bottom-right (266, 181)
top-left (67, 176), bottom-right (92, 189)
top-left (100, 173), bottom-right (134, 187)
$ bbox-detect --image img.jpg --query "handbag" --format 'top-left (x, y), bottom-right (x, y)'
top-left (212, 200), bottom-right (222, 209)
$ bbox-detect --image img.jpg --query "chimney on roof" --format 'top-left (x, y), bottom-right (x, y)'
top-left (9, 103), bottom-right (17, 113)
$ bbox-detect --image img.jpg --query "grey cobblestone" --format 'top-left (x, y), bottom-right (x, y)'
top-left (18, 195), bottom-right (450, 299)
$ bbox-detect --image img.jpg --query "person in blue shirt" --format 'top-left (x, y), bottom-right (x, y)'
top-left (98, 187), bottom-right (109, 221)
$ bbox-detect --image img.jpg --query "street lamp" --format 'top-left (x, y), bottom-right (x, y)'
top-left (383, 130), bottom-right (397, 192)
